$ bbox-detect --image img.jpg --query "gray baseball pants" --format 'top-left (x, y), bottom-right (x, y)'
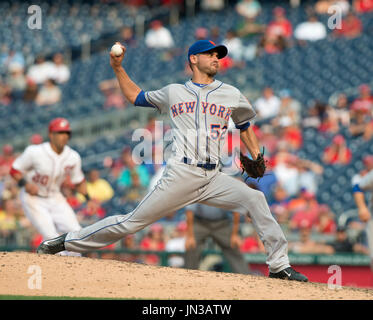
top-left (65, 158), bottom-right (290, 273)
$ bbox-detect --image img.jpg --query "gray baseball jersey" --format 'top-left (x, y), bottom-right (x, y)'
top-left (144, 80), bottom-right (256, 164)
top-left (64, 80), bottom-right (290, 273)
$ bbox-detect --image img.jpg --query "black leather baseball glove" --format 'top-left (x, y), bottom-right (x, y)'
top-left (240, 149), bottom-right (266, 179)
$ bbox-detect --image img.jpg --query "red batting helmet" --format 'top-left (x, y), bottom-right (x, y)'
top-left (48, 118), bottom-right (71, 133)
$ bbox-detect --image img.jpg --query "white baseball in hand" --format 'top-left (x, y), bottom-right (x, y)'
top-left (111, 44), bottom-right (123, 56)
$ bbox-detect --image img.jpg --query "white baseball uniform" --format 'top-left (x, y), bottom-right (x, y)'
top-left (64, 79), bottom-right (291, 273)
top-left (12, 142), bottom-right (83, 255)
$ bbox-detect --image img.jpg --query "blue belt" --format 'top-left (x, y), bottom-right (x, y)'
top-left (182, 157), bottom-right (217, 170)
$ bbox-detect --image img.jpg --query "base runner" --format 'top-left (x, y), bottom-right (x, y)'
top-left (10, 118), bottom-right (93, 256)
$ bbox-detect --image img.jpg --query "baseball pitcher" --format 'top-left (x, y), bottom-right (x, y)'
top-left (37, 40), bottom-right (308, 281)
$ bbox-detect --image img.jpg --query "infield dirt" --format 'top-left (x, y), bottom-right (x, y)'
top-left (0, 251), bottom-right (372, 300)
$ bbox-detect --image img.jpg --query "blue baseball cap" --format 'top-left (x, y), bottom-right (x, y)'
top-left (188, 40), bottom-right (228, 61)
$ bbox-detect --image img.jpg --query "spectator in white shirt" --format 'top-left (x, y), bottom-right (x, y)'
top-left (235, 0), bottom-right (261, 19)
top-left (165, 221), bottom-right (187, 268)
top-left (223, 29), bottom-right (258, 62)
top-left (51, 53), bottom-right (70, 84)
top-left (254, 87), bottom-right (281, 121)
top-left (35, 79), bottom-right (61, 106)
top-left (294, 15), bottom-right (327, 42)
top-left (222, 30), bottom-right (245, 62)
top-left (6, 62), bottom-right (27, 95)
top-left (27, 56), bottom-right (55, 85)
top-left (145, 20), bottom-right (175, 49)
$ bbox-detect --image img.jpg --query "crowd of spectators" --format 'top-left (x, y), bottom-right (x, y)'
top-left (0, 49), bottom-right (70, 107)
top-left (181, 0), bottom-right (367, 64)
top-left (238, 79), bottom-right (373, 261)
top-left (114, 0), bottom-right (371, 76)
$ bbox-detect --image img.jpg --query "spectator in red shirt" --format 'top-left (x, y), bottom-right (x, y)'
top-left (31, 233), bottom-right (43, 250)
top-left (254, 124), bottom-right (278, 155)
top-left (0, 144), bottom-right (16, 178)
top-left (77, 202), bottom-right (106, 225)
top-left (218, 55), bottom-right (235, 72)
top-left (140, 223), bottom-right (166, 265)
top-left (59, 178), bottom-right (106, 226)
top-left (315, 204), bottom-right (337, 234)
top-left (333, 12), bottom-right (363, 39)
top-left (62, 185), bottom-right (83, 210)
top-left (354, 0), bottom-right (373, 13)
top-left (349, 98), bottom-right (373, 140)
top-left (257, 7), bottom-right (292, 55)
top-left (240, 229), bottom-right (265, 253)
top-left (281, 124), bottom-right (303, 151)
top-left (287, 188), bottom-right (310, 214)
top-left (322, 134), bottom-right (352, 165)
top-left (289, 191), bottom-right (320, 231)
top-left (318, 103), bottom-right (340, 135)
top-left (351, 84), bottom-right (373, 110)
top-left (267, 7), bottom-right (293, 39)
top-left (29, 133), bottom-right (43, 145)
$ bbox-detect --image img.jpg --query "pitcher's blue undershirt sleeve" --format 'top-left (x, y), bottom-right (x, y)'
top-left (352, 184), bottom-right (362, 193)
top-left (235, 121), bottom-right (251, 131)
top-left (134, 90), bottom-right (156, 108)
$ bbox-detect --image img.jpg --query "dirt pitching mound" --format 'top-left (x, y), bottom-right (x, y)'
top-left (0, 251), bottom-right (372, 300)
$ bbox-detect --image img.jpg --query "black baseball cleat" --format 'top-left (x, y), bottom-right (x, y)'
top-left (269, 267), bottom-right (308, 282)
top-left (37, 233), bottom-right (67, 255)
